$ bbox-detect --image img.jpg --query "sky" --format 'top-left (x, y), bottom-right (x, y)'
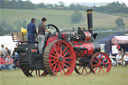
top-left (29, 0), bottom-right (128, 4)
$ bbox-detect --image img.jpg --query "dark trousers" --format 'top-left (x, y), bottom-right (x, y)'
top-left (27, 33), bottom-right (35, 44)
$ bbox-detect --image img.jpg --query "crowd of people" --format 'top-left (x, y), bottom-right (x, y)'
top-left (0, 44), bottom-right (19, 70)
top-left (116, 51), bottom-right (128, 66)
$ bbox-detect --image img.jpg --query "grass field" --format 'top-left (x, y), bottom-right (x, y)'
top-left (0, 66), bottom-right (128, 85)
top-left (1, 8), bottom-right (128, 30)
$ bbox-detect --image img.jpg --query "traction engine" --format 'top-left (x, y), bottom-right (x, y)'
top-left (12, 9), bottom-right (111, 77)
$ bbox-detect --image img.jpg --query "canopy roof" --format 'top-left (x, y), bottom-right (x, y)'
top-left (112, 36), bottom-right (128, 44)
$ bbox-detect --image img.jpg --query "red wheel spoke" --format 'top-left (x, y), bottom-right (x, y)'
top-left (93, 59), bottom-right (98, 63)
top-left (64, 60), bottom-right (70, 65)
top-left (62, 62), bottom-right (71, 70)
top-left (63, 51), bottom-right (69, 57)
top-left (61, 64), bottom-right (66, 75)
top-left (52, 64), bottom-right (57, 72)
top-left (50, 61), bottom-right (58, 66)
top-left (94, 67), bottom-right (98, 72)
top-left (64, 56), bottom-right (73, 59)
top-left (92, 64), bottom-right (99, 67)
top-left (102, 57), bottom-right (106, 63)
top-left (49, 54), bottom-right (57, 59)
top-left (49, 59), bottom-right (56, 62)
top-left (62, 46), bottom-right (68, 55)
top-left (101, 67), bottom-right (104, 72)
top-left (59, 44), bottom-right (63, 55)
top-left (53, 46), bottom-right (59, 56)
top-left (59, 64), bottom-right (63, 75)
top-left (103, 65), bottom-right (108, 70)
top-left (100, 55), bottom-right (103, 61)
top-left (57, 43), bottom-right (61, 54)
top-left (96, 56), bottom-right (100, 62)
top-left (99, 67), bottom-right (101, 73)
top-left (104, 62), bottom-right (109, 64)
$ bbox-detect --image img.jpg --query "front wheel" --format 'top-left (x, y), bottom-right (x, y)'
top-left (91, 52), bottom-right (111, 74)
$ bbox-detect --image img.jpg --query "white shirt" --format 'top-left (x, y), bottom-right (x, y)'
top-left (124, 55), bottom-right (128, 61)
top-left (0, 48), bottom-right (6, 56)
top-left (116, 54), bottom-right (122, 60)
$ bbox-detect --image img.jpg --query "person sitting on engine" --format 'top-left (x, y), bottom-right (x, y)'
top-left (116, 51), bottom-right (122, 65)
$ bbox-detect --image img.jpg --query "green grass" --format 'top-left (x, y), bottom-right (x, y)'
top-left (0, 66), bottom-right (128, 85)
top-left (0, 8), bottom-right (128, 30)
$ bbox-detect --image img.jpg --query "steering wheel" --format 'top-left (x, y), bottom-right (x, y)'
top-left (46, 24), bottom-right (60, 36)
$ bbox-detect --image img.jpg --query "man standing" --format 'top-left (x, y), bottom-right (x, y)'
top-left (38, 18), bottom-right (47, 54)
top-left (27, 18), bottom-right (37, 44)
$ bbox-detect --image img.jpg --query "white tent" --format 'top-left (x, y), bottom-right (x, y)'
top-left (0, 36), bottom-right (16, 51)
top-left (112, 36), bottom-right (128, 44)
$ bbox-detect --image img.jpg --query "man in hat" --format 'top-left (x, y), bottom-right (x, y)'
top-left (27, 18), bottom-right (37, 44)
top-left (38, 18), bottom-right (48, 54)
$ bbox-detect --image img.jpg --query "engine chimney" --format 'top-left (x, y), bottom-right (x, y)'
top-left (86, 9), bottom-right (93, 33)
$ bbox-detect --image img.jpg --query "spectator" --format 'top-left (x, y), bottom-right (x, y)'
top-left (5, 54), bottom-right (14, 70)
top-left (5, 47), bottom-right (11, 55)
top-left (123, 51), bottom-right (128, 66)
top-left (0, 52), bottom-right (6, 70)
top-left (116, 51), bottom-right (122, 65)
top-left (0, 45), bottom-right (6, 56)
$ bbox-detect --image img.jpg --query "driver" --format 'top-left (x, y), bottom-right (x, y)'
top-left (38, 17), bottom-right (48, 54)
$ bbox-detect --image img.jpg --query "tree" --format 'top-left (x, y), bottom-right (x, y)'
top-left (71, 11), bottom-right (83, 23)
top-left (58, 1), bottom-right (65, 9)
top-left (22, 20), bottom-right (27, 28)
top-left (0, 20), bottom-right (13, 35)
top-left (115, 18), bottom-right (125, 30)
top-left (37, 3), bottom-right (47, 8)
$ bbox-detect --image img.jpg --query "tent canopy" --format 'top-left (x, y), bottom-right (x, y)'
top-left (98, 33), bottom-right (124, 43)
top-left (112, 36), bottom-right (128, 44)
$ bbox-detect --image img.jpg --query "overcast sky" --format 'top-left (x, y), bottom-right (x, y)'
top-left (29, 0), bottom-right (128, 4)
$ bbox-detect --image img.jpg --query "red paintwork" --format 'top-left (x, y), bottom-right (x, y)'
top-left (48, 40), bottom-right (76, 76)
top-left (73, 42), bottom-right (94, 56)
top-left (84, 32), bottom-right (91, 41)
top-left (62, 33), bottom-right (66, 39)
top-left (46, 36), bottom-right (57, 46)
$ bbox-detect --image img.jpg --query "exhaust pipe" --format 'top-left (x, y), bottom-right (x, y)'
top-left (86, 9), bottom-right (93, 33)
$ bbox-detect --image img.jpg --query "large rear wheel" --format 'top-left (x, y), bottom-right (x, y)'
top-left (43, 40), bottom-right (76, 76)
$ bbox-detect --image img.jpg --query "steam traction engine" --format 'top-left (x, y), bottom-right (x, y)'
top-left (12, 9), bottom-right (111, 77)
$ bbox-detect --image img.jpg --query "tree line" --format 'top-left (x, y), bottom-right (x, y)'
top-left (1, 0), bottom-right (128, 13)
